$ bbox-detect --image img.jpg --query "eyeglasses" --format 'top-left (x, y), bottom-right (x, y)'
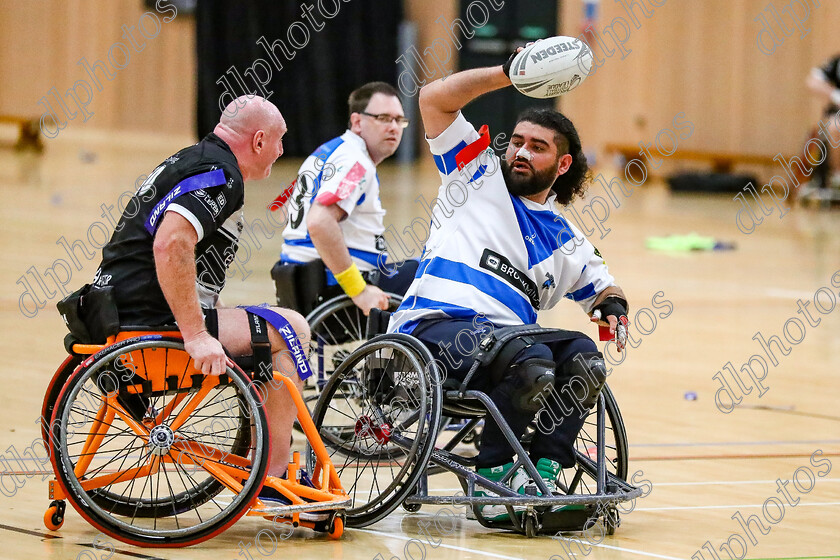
top-left (360, 112), bottom-right (410, 128)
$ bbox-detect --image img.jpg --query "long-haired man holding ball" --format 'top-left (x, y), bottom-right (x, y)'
top-left (387, 45), bottom-right (630, 521)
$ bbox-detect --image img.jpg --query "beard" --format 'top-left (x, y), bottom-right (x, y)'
top-left (501, 157), bottom-right (559, 198)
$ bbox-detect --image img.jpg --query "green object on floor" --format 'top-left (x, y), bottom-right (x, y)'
top-left (646, 233), bottom-right (734, 252)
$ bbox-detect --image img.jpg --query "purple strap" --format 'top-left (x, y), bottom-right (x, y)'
top-left (242, 306), bottom-right (312, 380)
top-left (144, 169), bottom-right (227, 234)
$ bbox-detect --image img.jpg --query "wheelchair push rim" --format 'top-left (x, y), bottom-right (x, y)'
top-left (48, 338), bottom-right (270, 547)
top-left (309, 334), bottom-right (443, 527)
top-left (304, 293), bottom-right (402, 390)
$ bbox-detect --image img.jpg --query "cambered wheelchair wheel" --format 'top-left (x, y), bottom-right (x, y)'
top-left (41, 353), bottom-right (83, 448)
top-left (48, 337), bottom-right (269, 547)
top-left (293, 294), bottom-right (401, 434)
top-left (433, 383), bottom-right (628, 497)
top-left (560, 384), bottom-right (628, 493)
top-left (308, 334), bottom-right (442, 527)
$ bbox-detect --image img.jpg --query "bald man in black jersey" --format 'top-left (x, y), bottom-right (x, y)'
top-left (87, 96), bottom-right (308, 489)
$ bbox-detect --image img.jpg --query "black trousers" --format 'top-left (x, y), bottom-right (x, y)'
top-left (412, 319), bottom-right (598, 469)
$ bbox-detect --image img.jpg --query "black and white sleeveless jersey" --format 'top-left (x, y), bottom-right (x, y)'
top-left (92, 133), bottom-right (245, 325)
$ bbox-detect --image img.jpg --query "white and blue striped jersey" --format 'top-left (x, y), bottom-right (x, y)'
top-left (388, 112), bottom-right (615, 334)
top-left (281, 130), bottom-right (386, 279)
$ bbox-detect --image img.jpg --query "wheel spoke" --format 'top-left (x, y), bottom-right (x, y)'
top-left (51, 339), bottom-right (268, 544)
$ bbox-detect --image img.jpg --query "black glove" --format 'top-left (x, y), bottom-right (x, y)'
top-left (502, 50), bottom-right (518, 78)
top-left (593, 297), bottom-right (628, 322)
top-left (592, 296), bottom-right (629, 352)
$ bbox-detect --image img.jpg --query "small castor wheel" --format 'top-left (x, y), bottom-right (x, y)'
top-left (523, 511), bottom-right (540, 538)
top-left (327, 512), bottom-right (345, 539)
top-left (402, 502), bottom-right (421, 513)
top-left (44, 500), bottom-right (65, 531)
top-left (605, 507), bottom-right (620, 536)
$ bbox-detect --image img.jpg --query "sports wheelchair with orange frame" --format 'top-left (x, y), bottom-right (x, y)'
top-left (41, 327), bottom-right (349, 547)
top-left (308, 313), bottom-right (641, 536)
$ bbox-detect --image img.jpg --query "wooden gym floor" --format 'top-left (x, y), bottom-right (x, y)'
top-left (0, 131), bottom-right (837, 560)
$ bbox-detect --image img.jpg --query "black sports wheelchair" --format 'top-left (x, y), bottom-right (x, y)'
top-left (271, 258), bottom-right (402, 395)
top-left (305, 308), bottom-right (641, 537)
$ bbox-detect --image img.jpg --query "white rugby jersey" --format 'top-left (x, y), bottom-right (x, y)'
top-left (388, 112), bottom-right (615, 334)
top-left (281, 130), bottom-right (386, 276)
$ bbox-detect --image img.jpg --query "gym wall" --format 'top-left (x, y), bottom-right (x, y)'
top-left (1, 0), bottom-right (838, 160)
top-left (0, 0), bottom-right (194, 138)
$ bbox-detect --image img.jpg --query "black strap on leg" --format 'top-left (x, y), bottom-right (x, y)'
top-left (247, 311), bottom-right (273, 382)
top-left (482, 327), bottom-right (592, 384)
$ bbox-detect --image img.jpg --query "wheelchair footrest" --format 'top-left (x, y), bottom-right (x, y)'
top-left (249, 496), bottom-right (351, 515)
top-left (537, 507), bottom-right (597, 533)
top-left (480, 506), bottom-right (596, 534)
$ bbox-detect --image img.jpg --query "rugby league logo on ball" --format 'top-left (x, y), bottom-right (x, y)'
top-left (509, 36), bottom-right (593, 99)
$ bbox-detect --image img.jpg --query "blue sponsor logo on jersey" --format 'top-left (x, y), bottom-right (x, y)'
top-left (543, 272), bottom-right (555, 289)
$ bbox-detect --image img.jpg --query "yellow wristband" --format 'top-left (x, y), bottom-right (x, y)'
top-left (334, 263), bottom-right (366, 298)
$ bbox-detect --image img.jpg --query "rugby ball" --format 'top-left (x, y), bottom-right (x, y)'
top-left (509, 36), bottom-right (593, 99)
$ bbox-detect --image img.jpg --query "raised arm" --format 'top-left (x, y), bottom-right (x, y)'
top-left (419, 66), bottom-right (512, 139)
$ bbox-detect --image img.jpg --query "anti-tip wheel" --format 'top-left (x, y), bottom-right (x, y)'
top-left (524, 511), bottom-right (539, 538)
top-left (402, 502), bottom-right (421, 513)
top-left (605, 508), bottom-right (620, 535)
top-left (44, 500), bottom-right (65, 531)
top-left (328, 513), bottom-right (344, 539)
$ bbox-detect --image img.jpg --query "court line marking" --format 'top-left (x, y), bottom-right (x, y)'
top-left (78, 542), bottom-right (167, 560)
top-left (634, 501), bottom-right (840, 512)
top-left (554, 536), bottom-right (684, 560)
top-left (355, 527), bottom-right (526, 560)
top-left (0, 522), bottom-right (61, 539)
top-left (0, 523), bottom-right (166, 559)
top-left (764, 288), bottom-right (818, 300)
top-left (632, 439), bottom-right (840, 447)
top-left (747, 556), bottom-right (840, 560)
top-left (654, 479), bottom-right (840, 487)
top-left (633, 451), bottom-right (840, 461)
top-left (733, 407), bottom-right (840, 422)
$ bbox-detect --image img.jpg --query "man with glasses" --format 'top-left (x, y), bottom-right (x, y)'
top-left (276, 82), bottom-right (417, 314)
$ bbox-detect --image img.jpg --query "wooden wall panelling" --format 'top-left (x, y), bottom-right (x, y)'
top-left (0, 0), bottom-right (194, 138)
top-left (1, 0), bottom-right (839, 155)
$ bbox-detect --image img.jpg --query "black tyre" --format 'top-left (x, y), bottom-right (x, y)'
top-left (309, 334), bottom-right (442, 527)
top-left (559, 384), bottom-right (629, 494)
top-left (49, 338), bottom-right (269, 547)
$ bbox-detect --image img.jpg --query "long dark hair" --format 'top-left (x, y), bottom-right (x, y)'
top-left (515, 108), bottom-right (590, 205)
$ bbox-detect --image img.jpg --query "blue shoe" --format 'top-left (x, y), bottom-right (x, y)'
top-left (258, 470), bottom-right (328, 522)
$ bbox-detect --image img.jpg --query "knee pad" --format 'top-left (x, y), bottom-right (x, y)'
top-left (511, 358), bottom-right (556, 412)
top-left (556, 352), bottom-right (607, 411)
